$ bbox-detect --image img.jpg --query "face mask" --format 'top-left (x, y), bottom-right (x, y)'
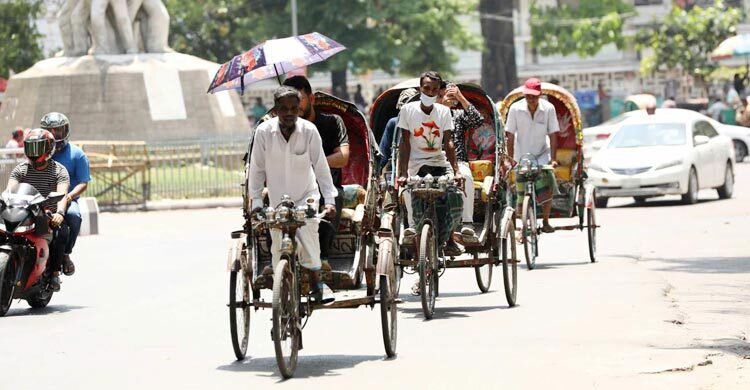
top-left (420, 93), bottom-right (437, 107)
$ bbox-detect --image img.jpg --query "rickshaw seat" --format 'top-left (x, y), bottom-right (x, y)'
top-left (469, 160), bottom-right (493, 183)
top-left (554, 148), bottom-right (576, 182)
top-left (340, 184), bottom-right (366, 221)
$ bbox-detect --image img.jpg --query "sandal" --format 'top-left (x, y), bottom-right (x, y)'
top-left (63, 255), bottom-right (75, 276)
top-left (541, 224), bottom-right (555, 234)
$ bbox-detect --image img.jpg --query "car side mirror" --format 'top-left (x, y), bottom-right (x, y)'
top-left (693, 135), bottom-right (710, 146)
top-left (47, 192), bottom-right (65, 203)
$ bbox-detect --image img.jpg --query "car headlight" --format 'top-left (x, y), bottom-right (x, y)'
top-left (589, 162), bottom-right (607, 172)
top-left (654, 159), bottom-right (683, 170)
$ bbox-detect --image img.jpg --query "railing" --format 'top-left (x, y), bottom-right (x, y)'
top-left (0, 139), bottom-right (249, 209)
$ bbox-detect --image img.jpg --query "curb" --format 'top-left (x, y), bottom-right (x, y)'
top-left (101, 197), bottom-right (243, 212)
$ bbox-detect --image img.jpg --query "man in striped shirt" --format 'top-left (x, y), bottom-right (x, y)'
top-left (7, 129), bottom-right (70, 291)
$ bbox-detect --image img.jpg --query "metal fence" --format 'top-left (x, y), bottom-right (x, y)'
top-left (0, 139), bottom-right (249, 209)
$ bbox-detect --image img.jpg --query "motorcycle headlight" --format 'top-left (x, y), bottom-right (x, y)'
top-left (295, 206), bottom-right (308, 221)
top-left (276, 206), bottom-right (290, 222)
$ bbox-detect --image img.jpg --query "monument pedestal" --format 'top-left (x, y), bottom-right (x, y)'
top-left (0, 53), bottom-right (249, 141)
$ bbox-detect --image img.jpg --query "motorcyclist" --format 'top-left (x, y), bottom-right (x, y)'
top-left (41, 112), bottom-right (91, 277)
top-left (7, 129), bottom-right (70, 291)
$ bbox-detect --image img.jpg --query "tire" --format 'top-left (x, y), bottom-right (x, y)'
top-left (587, 198), bottom-right (597, 263)
top-left (380, 274), bottom-right (398, 357)
top-left (27, 290), bottom-right (53, 309)
top-left (474, 263), bottom-right (493, 293)
top-left (272, 259), bottom-right (299, 379)
top-left (418, 224), bottom-right (437, 320)
top-left (0, 253), bottom-right (14, 317)
top-left (717, 163), bottom-right (734, 199)
top-left (594, 196), bottom-right (608, 209)
top-left (229, 270), bottom-right (251, 360)
top-left (733, 140), bottom-right (747, 162)
top-left (633, 196), bottom-right (647, 205)
top-left (521, 195), bottom-right (538, 270)
top-left (500, 216), bottom-right (518, 307)
top-left (681, 168), bottom-right (699, 205)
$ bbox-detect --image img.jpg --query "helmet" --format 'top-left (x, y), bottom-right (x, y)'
top-left (24, 129), bottom-right (56, 168)
top-left (40, 112), bottom-right (70, 149)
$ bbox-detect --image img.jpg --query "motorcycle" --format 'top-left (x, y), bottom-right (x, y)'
top-left (0, 183), bottom-right (66, 316)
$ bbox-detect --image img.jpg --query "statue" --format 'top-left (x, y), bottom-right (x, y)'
top-left (58, 0), bottom-right (172, 56)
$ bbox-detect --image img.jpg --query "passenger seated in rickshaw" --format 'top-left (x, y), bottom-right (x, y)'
top-left (397, 71), bottom-right (464, 256)
top-left (506, 78), bottom-right (560, 233)
top-left (438, 81), bottom-right (485, 239)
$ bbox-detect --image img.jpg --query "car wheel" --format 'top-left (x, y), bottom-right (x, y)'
top-left (717, 163), bottom-right (734, 199)
top-left (594, 196), bottom-right (608, 209)
top-left (681, 168), bottom-right (698, 205)
top-left (733, 140), bottom-right (747, 162)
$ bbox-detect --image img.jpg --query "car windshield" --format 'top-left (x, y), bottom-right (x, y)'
top-left (607, 122), bottom-right (686, 148)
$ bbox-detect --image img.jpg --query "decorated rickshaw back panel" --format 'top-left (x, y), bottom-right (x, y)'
top-left (462, 89), bottom-right (500, 163)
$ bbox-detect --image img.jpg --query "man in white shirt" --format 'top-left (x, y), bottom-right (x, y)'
top-left (397, 71), bottom-right (464, 258)
top-left (506, 78), bottom-right (560, 233)
top-left (248, 86), bottom-right (338, 304)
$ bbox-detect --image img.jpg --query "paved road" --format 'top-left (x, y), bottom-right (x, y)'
top-left (2, 165), bottom-right (749, 389)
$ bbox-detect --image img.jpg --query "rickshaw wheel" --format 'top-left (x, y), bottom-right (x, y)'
top-left (229, 270), bottom-right (251, 360)
top-left (380, 272), bottom-right (398, 357)
top-left (418, 224), bottom-right (437, 320)
top-left (474, 262), bottom-right (493, 293)
top-left (587, 197), bottom-right (597, 263)
top-left (522, 195), bottom-right (538, 270)
top-left (272, 259), bottom-right (299, 379)
top-left (500, 216), bottom-right (518, 307)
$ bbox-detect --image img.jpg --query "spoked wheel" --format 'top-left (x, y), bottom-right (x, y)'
top-left (380, 272), bottom-right (398, 357)
top-left (0, 253), bottom-right (14, 317)
top-left (521, 195), bottom-right (538, 270)
top-left (272, 259), bottom-right (299, 379)
top-left (587, 194), bottom-right (597, 263)
top-left (418, 224), bottom-right (438, 320)
top-left (500, 215), bottom-right (518, 307)
top-left (229, 270), bottom-right (251, 360)
top-left (474, 262), bottom-right (493, 293)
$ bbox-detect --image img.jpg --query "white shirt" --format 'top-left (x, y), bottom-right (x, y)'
top-left (506, 98), bottom-right (560, 164)
top-left (248, 117), bottom-right (338, 208)
top-left (396, 101), bottom-right (454, 175)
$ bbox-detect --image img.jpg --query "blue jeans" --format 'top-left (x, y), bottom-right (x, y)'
top-left (64, 200), bottom-right (82, 255)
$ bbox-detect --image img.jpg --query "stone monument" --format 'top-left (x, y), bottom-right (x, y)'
top-left (0, 0), bottom-right (248, 142)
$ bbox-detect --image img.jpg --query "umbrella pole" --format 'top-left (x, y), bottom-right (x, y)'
top-left (274, 64), bottom-right (282, 85)
top-left (240, 67), bottom-right (245, 96)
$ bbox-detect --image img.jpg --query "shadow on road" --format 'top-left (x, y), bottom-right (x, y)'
top-left (656, 338), bottom-right (750, 359)
top-left (400, 304), bottom-right (509, 320)
top-left (530, 261), bottom-right (594, 270)
top-left (607, 197), bottom-right (722, 209)
top-left (5, 304), bottom-right (87, 317)
top-left (217, 354), bottom-right (385, 380)
top-left (397, 290), bottom-right (484, 303)
top-left (644, 256), bottom-right (750, 274)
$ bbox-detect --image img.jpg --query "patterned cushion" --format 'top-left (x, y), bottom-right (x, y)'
top-left (469, 160), bottom-right (493, 183)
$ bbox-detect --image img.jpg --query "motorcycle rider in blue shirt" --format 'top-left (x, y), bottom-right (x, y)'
top-left (41, 112), bottom-right (91, 277)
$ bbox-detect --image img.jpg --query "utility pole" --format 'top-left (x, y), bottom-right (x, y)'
top-left (291, 0), bottom-right (298, 36)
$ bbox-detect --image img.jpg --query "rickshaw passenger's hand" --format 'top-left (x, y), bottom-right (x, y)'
top-left (50, 212), bottom-right (64, 227)
top-left (322, 204), bottom-right (336, 218)
top-left (550, 160), bottom-right (559, 168)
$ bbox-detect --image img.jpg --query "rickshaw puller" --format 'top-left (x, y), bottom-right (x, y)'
top-left (397, 71), bottom-right (464, 256)
top-left (248, 87), bottom-right (338, 304)
top-left (505, 78), bottom-right (560, 233)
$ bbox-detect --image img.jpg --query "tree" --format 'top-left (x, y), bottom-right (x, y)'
top-left (530, 0), bottom-right (634, 58)
top-left (636, 0), bottom-right (741, 96)
top-left (0, 0), bottom-right (44, 78)
top-left (479, 0), bottom-right (517, 100)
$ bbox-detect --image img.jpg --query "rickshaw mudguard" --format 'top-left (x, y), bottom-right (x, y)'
top-left (499, 206), bottom-right (516, 238)
top-left (226, 237), bottom-right (246, 272)
top-left (375, 211), bottom-right (396, 277)
top-left (584, 184), bottom-right (596, 209)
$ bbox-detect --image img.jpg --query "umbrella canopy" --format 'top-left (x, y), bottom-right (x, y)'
top-left (711, 34), bottom-right (750, 61)
top-left (207, 32), bottom-right (346, 94)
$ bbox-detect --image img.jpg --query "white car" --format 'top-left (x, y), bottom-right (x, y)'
top-left (717, 123), bottom-right (750, 162)
top-left (588, 109), bottom-right (735, 207)
top-left (582, 111), bottom-right (641, 160)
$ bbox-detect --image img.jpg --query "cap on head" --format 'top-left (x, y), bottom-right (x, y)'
top-left (273, 86), bottom-right (301, 106)
top-left (523, 78), bottom-right (542, 96)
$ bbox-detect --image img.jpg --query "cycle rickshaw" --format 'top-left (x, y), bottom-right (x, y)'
top-left (497, 82), bottom-right (599, 269)
top-left (226, 93), bottom-right (397, 378)
top-left (371, 79), bottom-right (519, 320)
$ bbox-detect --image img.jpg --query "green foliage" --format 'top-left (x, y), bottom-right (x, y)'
top-left (0, 0), bottom-right (44, 78)
top-left (530, 0), bottom-right (634, 57)
top-left (167, 0), bottom-right (479, 77)
top-left (636, 0), bottom-right (741, 85)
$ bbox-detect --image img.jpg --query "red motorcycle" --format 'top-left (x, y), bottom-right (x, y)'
top-left (0, 183), bottom-right (66, 316)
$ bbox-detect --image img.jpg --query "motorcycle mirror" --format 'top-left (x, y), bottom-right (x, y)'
top-left (47, 192), bottom-right (65, 203)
